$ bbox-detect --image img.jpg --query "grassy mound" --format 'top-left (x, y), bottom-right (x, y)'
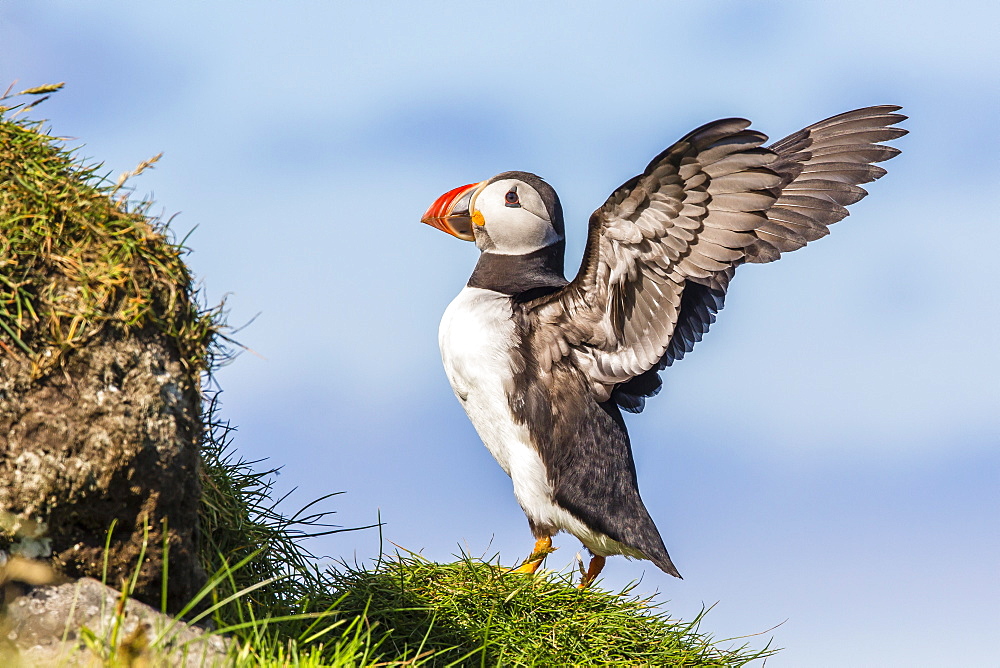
top-left (1, 85), bottom-right (776, 666)
top-left (198, 433), bottom-right (772, 666)
top-left (0, 83), bottom-right (214, 376)
top-left (325, 555), bottom-right (776, 666)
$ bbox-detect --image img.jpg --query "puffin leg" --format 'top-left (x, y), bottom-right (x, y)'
top-left (512, 536), bottom-right (555, 574)
top-left (578, 555), bottom-right (606, 589)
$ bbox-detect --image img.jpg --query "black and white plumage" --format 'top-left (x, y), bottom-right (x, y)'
top-left (422, 106), bottom-right (906, 584)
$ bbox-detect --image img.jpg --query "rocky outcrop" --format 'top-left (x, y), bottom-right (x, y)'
top-left (0, 577), bottom-right (231, 666)
top-left (1, 95), bottom-right (213, 613)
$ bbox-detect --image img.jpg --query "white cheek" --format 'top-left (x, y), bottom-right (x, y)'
top-left (491, 216), bottom-right (559, 254)
top-left (478, 201), bottom-right (558, 255)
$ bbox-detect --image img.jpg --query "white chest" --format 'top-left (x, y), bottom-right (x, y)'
top-left (436, 287), bottom-right (639, 556)
top-left (438, 288), bottom-right (522, 471)
top-left (438, 287), bottom-right (515, 407)
top-left (438, 287), bottom-right (552, 517)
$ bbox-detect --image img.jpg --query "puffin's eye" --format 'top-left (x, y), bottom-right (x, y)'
top-left (505, 188), bottom-right (520, 208)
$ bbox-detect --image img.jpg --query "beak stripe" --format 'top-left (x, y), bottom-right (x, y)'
top-left (421, 182), bottom-right (482, 241)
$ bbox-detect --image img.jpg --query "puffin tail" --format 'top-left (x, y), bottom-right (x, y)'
top-left (628, 522), bottom-right (682, 578)
top-left (649, 546), bottom-right (682, 579)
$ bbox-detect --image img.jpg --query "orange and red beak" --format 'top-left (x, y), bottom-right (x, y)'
top-left (421, 182), bottom-right (482, 241)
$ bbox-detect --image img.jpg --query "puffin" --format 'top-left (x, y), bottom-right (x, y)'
top-left (421, 105), bottom-right (906, 587)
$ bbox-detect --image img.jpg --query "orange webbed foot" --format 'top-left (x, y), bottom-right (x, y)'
top-left (511, 536), bottom-right (555, 575)
top-left (577, 555), bottom-right (606, 590)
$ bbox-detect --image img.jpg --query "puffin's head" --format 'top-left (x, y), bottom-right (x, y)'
top-left (421, 171), bottom-right (564, 255)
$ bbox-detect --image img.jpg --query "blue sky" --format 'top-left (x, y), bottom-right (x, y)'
top-left (3, 2), bottom-right (998, 665)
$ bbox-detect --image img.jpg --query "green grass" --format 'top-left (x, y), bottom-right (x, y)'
top-left (195, 404), bottom-right (776, 666)
top-left (0, 82), bottom-right (217, 376)
top-left (1, 84), bottom-right (779, 667)
top-left (324, 554), bottom-right (776, 667)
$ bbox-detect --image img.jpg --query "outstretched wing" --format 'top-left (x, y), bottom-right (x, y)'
top-left (522, 106), bottom-right (906, 412)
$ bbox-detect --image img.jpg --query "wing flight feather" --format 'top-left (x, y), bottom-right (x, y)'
top-left (521, 106), bottom-right (906, 411)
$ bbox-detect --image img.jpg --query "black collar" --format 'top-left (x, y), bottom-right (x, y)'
top-left (467, 243), bottom-right (568, 297)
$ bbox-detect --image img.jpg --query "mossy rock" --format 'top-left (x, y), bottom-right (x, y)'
top-left (0, 85), bottom-right (215, 612)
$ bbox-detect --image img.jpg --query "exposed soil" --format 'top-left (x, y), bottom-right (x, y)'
top-left (0, 328), bottom-right (204, 612)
